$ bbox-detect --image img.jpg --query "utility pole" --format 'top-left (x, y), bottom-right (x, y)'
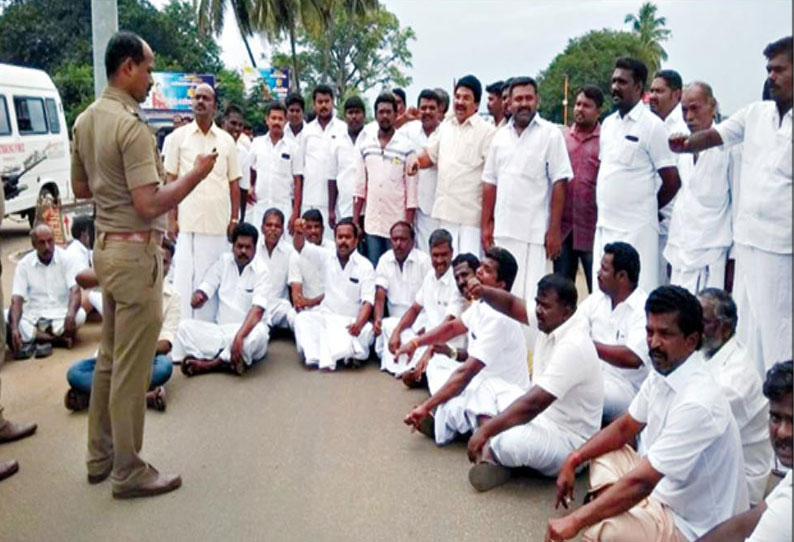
top-left (91, 0), bottom-right (119, 99)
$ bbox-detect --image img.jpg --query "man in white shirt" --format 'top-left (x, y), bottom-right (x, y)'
top-left (8, 224), bottom-right (85, 359)
top-left (486, 80), bottom-right (506, 128)
top-left (400, 247), bottom-right (530, 446)
top-left (594, 57), bottom-right (681, 293)
top-left (547, 286), bottom-right (748, 542)
top-left (410, 75), bottom-right (497, 257)
top-left (171, 224), bottom-right (270, 376)
top-left (248, 102), bottom-right (303, 233)
top-left (694, 360), bottom-right (792, 542)
top-left (254, 208), bottom-right (296, 331)
top-left (374, 221), bottom-right (431, 375)
top-left (697, 288), bottom-right (773, 505)
top-left (292, 217), bottom-right (375, 371)
top-left (669, 36), bottom-right (792, 376)
top-left (165, 83), bottom-right (242, 321)
top-left (328, 96), bottom-right (365, 230)
top-left (288, 209), bottom-right (330, 314)
top-left (665, 82), bottom-right (738, 294)
top-left (464, 274), bottom-right (603, 492)
top-left (401, 89), bottom-right (443, 252)
top-left (284, 92), bottom-right (306, 146)
top-left (482, 76), bottom-right (572, 323)
top-left (222, 103), bottom-right (251, 223)
top-left (64, 214), bottom-right (102, 317)
top-left (649, 69), bottom-right (687, 285)
top-left (577, 242), bottom-right (650, 423)
top-left (297, 85), bottom-right (348, 239)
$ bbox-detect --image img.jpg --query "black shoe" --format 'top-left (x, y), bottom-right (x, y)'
top-left (34, 343), bottom-right (53, 358)
top-left (13, 342), bottom-right (35, 360)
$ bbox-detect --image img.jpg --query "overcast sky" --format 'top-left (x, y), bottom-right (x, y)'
top-left (201, 0), bottom-right (791, 115)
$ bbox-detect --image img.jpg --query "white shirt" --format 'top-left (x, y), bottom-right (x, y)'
top-left (747, 470), bottom-right (792, 542)
top-left (596, 101), bottom-right (678, 231)
top-left (532, 315), bottom-right (604, 443)
top-left (11, 247), bottom-right (77, 321)
top-left (460, 300), bottom-right (530, 390)
top-left (288, 239), bottom-right (332, 299)
top-left (482, 116), bottom-right (573, 244)
top-left (249, 135), bottom-right (302, 210)
top-left (197, 253), bottom-right (269, 326)
top-left (402, 120), bottom-right (439, 215)
top-left (576, 288), bottom-right (650, 393)
top-left (298, 117), bottom-right (348, 207)
top-left (665, 139), bottom-right (740, 269)
top-left (63, 240), bottom-right (92, 278)
top-left (629, 354), bottom-right (749, 540)
top-left (657, 104), bottom-right (688, 229)
top-left (715, 101), bottom-right (792, 254)
top-left (254, 238), bottom-right (295, 304)
top-left (328, 130), bottom-right (361, 219)
top-left (426, 114), bottom-right (497, 227)
top-left (236, 139), bottom-right (251, 191)
top-left (374, 248), bottom-right (430, 318)
top-left (415, 265), bottom-right (465, 328)
top-left (284, 123), bottom-right (304, 147)
top-left (705, 337), bottom-right (774, 503)
top-left (299, 243), bottom-right (375, 318)
top-left (160, 281), bottom-right (181, 345)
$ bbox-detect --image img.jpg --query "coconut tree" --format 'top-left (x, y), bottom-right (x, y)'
top-left (624, 2), bottom-right (671, 75)
top-left (196, 0), bottom-right (259, 68)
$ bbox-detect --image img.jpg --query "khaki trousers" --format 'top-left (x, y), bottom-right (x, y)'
top-left (87, 235), bottom-right (163, 492)
top-left (582, 446), bottom-right (687, 542)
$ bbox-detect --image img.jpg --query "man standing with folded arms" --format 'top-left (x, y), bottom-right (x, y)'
top-left (71, 31), bottom-right (216, 499)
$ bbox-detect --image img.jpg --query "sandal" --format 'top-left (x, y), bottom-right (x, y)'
top-left (148, 387), bottom-right (166, 412)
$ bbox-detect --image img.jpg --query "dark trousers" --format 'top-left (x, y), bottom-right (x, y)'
top-left (553, 234), bottom-right (593, 293)
top-left (363, 234), bottom-right (390, 267)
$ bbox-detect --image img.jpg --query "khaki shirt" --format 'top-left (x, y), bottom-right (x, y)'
top-left (426, 114), bottom-right (496, 227)
top-left (71, 86), bottom-right (167, 233)
top-left (164, 120), bottom-right (241, 236)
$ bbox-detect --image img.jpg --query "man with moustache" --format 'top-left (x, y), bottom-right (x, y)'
top-left (486, 81), bottom-right (506, 127)
top-left (665, 82), bottom-right (739, 294)
top-left (248, 102), bottom-right (303, 233)
top-left (481, 77), bottom-right (572, 334)
top-left (546, 286), bottom-right (747, 542)
top-left (410, 75), bottom-right (496, 256)
top-left (694, 360), bottom-right (792, 542)
top-left (401, 89), bottom-right (444, 252)
top-left (555, 85), bottom-right (602, 293)
top-left (222, 103), bottom-right (251, 222)
top-left (165, 82), bottom-right (242, 321)
top-left (328, 96), bottom-right (365, 230)
top-left (669, 36), bottom-right (792, 376)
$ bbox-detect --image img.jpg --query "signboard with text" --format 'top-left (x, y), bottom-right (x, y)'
top-left (142, 72), bottom-right (215, 112)
top-left (242, 67), bottom-right (291, 101)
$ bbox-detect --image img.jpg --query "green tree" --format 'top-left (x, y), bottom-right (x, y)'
top-left (51, 63), bottom-right (94, 130)
top-left (624, 1), bottom-right (671, 75)
top-left (537, 29), bottom-right (649, 124)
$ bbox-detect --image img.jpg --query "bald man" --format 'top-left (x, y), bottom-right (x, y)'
top-left (164, 83), bottom-right (242, 321)
top-left (6, 224), bottom-right (85, 358)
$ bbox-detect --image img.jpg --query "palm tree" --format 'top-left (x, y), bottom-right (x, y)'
top-left (624, 2), bottom-right (671, 75)
top-left (196, 0), bottom-right (259, 68)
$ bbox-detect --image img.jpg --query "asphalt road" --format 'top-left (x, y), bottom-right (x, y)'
top-left (0, 219), bottom-right (588, 542)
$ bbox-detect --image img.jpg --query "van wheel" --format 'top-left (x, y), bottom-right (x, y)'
top-left (29, 186), bottom-right (57, 227)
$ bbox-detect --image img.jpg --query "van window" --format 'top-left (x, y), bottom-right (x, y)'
top-left (0, 96), bottom-right (10, 136)
top-left (45, 98), bottom-right (61, 134)
top-left (13, 96), bottom-right (48, 135)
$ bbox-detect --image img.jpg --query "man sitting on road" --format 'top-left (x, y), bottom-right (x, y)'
top-left (292, 217), bottom-right (376, 371)
top-left (546, 286), bottom-right (748, 542)
top-left (462, 274), bottom-right (603, 492)
top-left (254, 208), bottom-right (296, 331)
top-left (171, 223), bottom-right (270, 376)
top-left (288, 209), bottom-right (330, 315)
top-left (7, 224), bottom-right (85, 359)
top-left (374, 221), bottom-right (430, 375)
top-left (400, 247), bottom-right (530, 445)
top-left (65, 239), bottom-right (179, 412)
top-left (64, 215), bottom-right (102, 317)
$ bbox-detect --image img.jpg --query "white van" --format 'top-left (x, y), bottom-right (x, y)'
top-left (0, 63), bottom-right (72, 226)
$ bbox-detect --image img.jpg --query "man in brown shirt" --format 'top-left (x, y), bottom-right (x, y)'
top-left (71, 31), bottom-right (216, 499)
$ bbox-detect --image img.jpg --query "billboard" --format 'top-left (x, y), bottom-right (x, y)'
top-left (242, 67), bottom-right (291, 101)
top-left (142, 72), bottom-right (216, 112)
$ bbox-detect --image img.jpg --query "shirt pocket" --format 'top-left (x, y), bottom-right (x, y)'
top-left (277, 153), bottom-right (292, 176)
top-left (618, 136), bottom-right (640, 166)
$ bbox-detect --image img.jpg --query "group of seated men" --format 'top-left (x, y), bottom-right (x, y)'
top-left (5, 208), bottom-right (790, 541)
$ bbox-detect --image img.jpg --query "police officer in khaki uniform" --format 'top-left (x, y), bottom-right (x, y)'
top-left (71, 31), bottom-right (217, 499)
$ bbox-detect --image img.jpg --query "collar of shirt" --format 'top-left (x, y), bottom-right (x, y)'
top-left (662, 352), bottom-right (705, 393)
top-left (665, 103), bottom-right (684, 129)
top-left (506, 114), bottom-right (543, 139)
top-left (615, 286), bottom-right (647, 313)
top-left (258, 237), bottom-right (291, 259)
top-left (705, 336), bottom-right (739, 369)
top-left (451, 113), bottom-right (483, 129)
top-left (619, 100), bottom-right (646, 123)
top-left (32, 248), bottom-right (65, 269)
top-left (569, 122), bottom-right (601, 142)
top-left (101, 85), bottom-right (141, 113)
top-left (544, 313), bottom-right (581, 345)
top-left (186, 120), bottom-right (223, 138)
top-left (307, 116), bottom-right (343, 135)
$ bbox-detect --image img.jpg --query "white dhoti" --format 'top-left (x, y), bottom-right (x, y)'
top-left (415, 210), bottom-right (440, 253)
top-left (593, 224), bottom-right (659, 294)
top-left (377, 315), bottom-right (427, 376)
top-left (7, 308), bottom-right (87, 343)
top-left (171, 319), bottom-right (270, 366)
top-left (426, 354), bottom-right (463, 395)
top-left (666, 246), bottom-right (728, 295)
top-left (267, 298), bottom-right (296, 330)
top-left (438, 219), bottom-right (481, 258)
top-left (173, 232), bottom-right (230, 321)
top-left (733, 243), bottom-right (792, 377)
top-left (88, 290), bottom-right (104, 316)
top-left (294, 309), bottom-right (374, 370)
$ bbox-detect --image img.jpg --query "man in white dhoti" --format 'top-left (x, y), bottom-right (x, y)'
top-left (254, 208), bottom-right (296, 331)
top-left (171, 224), bottom-right (270, 376)
top-left (288, 209), bottom-right (331, 314)
top-left (665, 82), bottom-right (738, 294)
top-left (400, 247), bottom-right (530, 445)
top-left (292, 217), bottom-right (375, 371)
top-left (698, 288), bottom-right (773, 505)
top-left (669, 36), bottom-right (792, 376)
top-left (374, 222), bottom-right (430, 374)
top-left (577, 243), bottom-right (650, 423)
top-left (459, 274), bottom-right (603, 491)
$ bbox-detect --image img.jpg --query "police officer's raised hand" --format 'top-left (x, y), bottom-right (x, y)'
top-left (193, 149), bottom-right (219, 178)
